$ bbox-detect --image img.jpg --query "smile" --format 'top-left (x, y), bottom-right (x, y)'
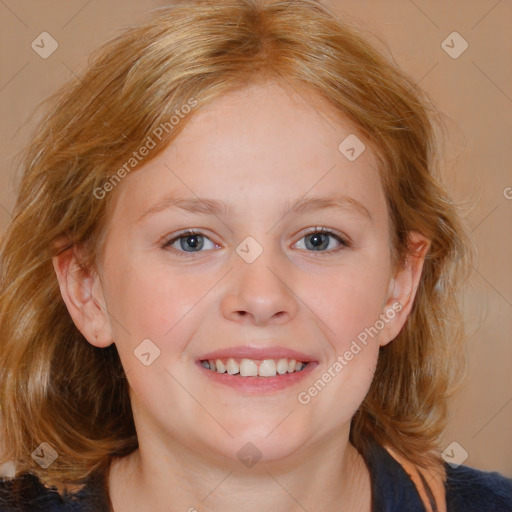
top-left (200, 357), bottom-right (308, 377)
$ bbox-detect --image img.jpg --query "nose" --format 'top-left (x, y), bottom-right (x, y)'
top-left (220, 244), bottom-right (298, 326)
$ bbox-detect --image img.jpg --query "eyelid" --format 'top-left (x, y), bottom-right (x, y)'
top-left (292, 227), bottom-right (351, 255)
top-left (161, 229), bottom-right (219, 254)
top-left (297, 226), bottom-right (351, 246)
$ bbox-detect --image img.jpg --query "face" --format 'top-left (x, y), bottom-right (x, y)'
top-left (55, 81), bottom-right (427, 466)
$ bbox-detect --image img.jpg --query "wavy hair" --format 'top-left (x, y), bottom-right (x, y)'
top-left (0, 0), bottom-right (470, 489)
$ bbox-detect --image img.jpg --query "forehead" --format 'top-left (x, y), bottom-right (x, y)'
top-left (106, 81), bottom-right (386, 226)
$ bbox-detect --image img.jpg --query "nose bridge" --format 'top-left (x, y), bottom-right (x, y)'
top-left (221, 233), bottom-right (298, 325)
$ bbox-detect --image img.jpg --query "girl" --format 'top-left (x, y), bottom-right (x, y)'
top-left (0, 1), bottom-right (510, 510)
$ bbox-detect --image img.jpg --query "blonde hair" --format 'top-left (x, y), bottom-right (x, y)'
top-left (0, 0), bottom-right (469, 489)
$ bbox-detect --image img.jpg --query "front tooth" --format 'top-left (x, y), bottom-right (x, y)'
top-left (276, 359), bottom-right (288, 375)
top-left (288, 359), bottom-right (296, 373)
top-left (239, 358), bottom-right (258, 377)
top-left (226, 358), bottom-right (239, 375)
top-left (258, 359), bottom-right (277, 377)
top-left (215, 359), bottom-right (226, 373)
top-left (208, 359), bottom-right (216, 372)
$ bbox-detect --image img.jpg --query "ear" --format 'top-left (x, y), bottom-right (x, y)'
top-left (378, 231), bottom-right (430, 347)
top-left (52, 243), bottom-right (113, 348)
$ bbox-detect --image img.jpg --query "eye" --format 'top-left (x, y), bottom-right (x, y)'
top-left (294, 227), bottom-right (350, 254)
top-left (162, 229), bottom-right (219, 257)
top-left (162, 227), bottom-right (350, 258)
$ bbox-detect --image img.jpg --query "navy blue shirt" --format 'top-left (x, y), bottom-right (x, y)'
top-left (1, 442), bottom-right (511, 511)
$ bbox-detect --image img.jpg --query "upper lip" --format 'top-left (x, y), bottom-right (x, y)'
top-left (197, 345), bottom-right (318, 363)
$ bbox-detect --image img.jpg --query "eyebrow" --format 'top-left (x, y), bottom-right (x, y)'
top-left (137, 194), bottom-right (372, 223)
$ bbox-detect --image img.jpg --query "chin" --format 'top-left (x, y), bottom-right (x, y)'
top-left (206, 423), bottom-right (310, 466)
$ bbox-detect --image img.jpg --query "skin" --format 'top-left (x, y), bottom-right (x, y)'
top-left (53, 80), bottom-right (429, 512)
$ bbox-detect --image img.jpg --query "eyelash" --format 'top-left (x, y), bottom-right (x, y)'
top-left (161, 227), bottom-right (351, 258)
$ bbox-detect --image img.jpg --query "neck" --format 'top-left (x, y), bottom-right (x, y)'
top-left (108, 430), bottom-right (371, 512)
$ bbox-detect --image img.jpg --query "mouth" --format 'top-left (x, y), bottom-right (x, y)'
top-left (199, 357), bottom-right (310, 377)
top-left (195, 346), bottom-right (318, 393)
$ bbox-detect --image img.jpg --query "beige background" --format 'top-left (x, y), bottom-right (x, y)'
top-left (0, 0), bottom-right (511, 477)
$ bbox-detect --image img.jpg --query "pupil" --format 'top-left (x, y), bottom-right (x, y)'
top-left (308, 233), bottom-right (327, 250)
top-left (182, 235), bottom-right (203, 251)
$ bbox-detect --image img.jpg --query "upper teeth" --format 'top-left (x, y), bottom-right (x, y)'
top-left (201, 358), bottom-right (306, 377)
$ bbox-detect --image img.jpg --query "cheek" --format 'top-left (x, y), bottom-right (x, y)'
top-left (104, 258), bottom-right (204, 341)
top-left (292, 263), bottom-right (390, 419)
top-left (103, 263), bottom-right (200, 394)
top-left (297, 331), bottom-right (379, 439)
top-left (308, 264), bottom-right (391, 349)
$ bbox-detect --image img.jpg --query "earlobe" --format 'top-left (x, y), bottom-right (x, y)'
top-left (379, 232), bottom-right (430, 346)
top-left (52, 245), bottom-right (113, 348)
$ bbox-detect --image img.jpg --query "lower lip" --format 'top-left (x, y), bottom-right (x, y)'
top-left (195, 361), bottom-right (319, 393)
